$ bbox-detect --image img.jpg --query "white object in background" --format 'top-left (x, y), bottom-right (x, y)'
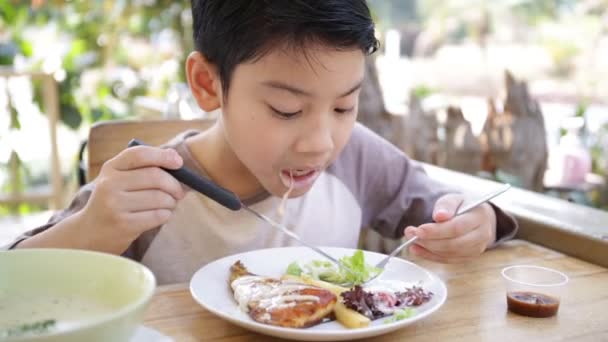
top-left (164, 82), bottom-right (209, 120)
top-left (555, 117), bottom-right (592, 186)
top-left (385, 29), bottom-right (401, 60)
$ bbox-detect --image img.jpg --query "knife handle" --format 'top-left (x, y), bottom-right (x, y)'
top-left (127, 139), bottom-right (242, 211)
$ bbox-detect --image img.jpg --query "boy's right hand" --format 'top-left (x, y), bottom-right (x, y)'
top-left (77, 145), bottom-right (185, 252)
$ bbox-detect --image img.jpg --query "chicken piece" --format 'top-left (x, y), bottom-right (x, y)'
top-left (229, 261), bottom-right (337, 328)
top-left (229, 260), bottom-right (254, 284)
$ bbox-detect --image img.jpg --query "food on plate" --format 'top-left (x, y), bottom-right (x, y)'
top-left (282, 274), bottom-right (371, 328)
top-left (229, 250), bottom-right (434, 330)
top-left (383, 308), bottom-right (415, 323)
top-left (285, 250), bottom-right (381, 286)
top-left (229, 261), bottom-right (337, 328)
top-left (341, 284), bottom-right (433, 320)
top-left (277, 170), bottom-right (294, 217)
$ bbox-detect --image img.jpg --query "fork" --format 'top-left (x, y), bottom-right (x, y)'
top-left (356, 183), bottom-right (512, 286)
top-left (240, 206), bottom-right (357, 275)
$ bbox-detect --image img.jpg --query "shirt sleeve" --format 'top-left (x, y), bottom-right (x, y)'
top-left (1, 131), bottom-right (200, 257)
top-left (1, 183), bottom-right (94, 250)
top-left (0, 181), bottom-right (162, 261)
top-left (328, 123), bottom-right (518, 241)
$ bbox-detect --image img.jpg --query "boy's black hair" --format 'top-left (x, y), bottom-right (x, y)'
top-left (191, 0), bottom-right (378, 97)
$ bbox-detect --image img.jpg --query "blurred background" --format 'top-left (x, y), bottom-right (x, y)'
top-left (1, 0), bottom-right (607, 241)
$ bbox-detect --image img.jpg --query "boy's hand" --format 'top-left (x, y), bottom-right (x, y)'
top-left (77, 145), bottom-right (186, 253)
top-left (403, 194), bottom-right (497, 263)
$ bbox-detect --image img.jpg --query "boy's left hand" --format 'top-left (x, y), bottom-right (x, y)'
top-left (403, 194), bottom-right (497, 263)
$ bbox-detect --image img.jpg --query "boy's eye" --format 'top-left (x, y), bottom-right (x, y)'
top-left (334, 106), bottom-right (355, 114)
top-left (270, 106), bottom-right (301, 119)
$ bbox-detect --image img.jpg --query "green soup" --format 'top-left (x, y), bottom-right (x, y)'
top-left (0, 294), bottom-right (115, 337)
top-left (0, 249), bottom-right (156, 342)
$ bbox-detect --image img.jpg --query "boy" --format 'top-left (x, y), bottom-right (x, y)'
top-left (5, 0), bottom-right (516, 284)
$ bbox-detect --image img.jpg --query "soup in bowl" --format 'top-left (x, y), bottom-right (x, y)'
top-left (0, 248), bottom-right (156, 342)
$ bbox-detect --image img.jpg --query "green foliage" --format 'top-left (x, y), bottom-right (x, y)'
top-left (476, 170), bottom-right (524, 189)
top-left (0, 1), bottom-right (191, 216)
top-left (412, 85), bottom-right (435, 99)
top-left (1, 0), bottom-right (191, 129)
top-left (368, 0), bottom-right (419, 29)
top-left (590, 124), bottom-right (608, 176)
top-left (575, 101), bottom-right (588, 118)
top-left (510, 0), bottom-right (574, 24)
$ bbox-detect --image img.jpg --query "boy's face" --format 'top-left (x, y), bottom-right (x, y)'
top-left (195, 45), bottom-right (366, 198)
top-left (223, 46), bottom-right (365, 198)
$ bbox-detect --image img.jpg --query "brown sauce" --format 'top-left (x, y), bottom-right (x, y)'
top-left (506, 291), bottom-right (560, 317)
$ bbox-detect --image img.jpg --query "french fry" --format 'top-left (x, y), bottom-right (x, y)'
top-left (281, 275), bottom-right (371, 328)
top-left (333, 300), bottom-right (370, 328)
top-left (282, 274), bottom-right (347, 296)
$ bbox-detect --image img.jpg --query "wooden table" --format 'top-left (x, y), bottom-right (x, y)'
top-left (143, 240), bottom-right (608, 341)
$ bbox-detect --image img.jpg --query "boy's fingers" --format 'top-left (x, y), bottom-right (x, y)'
top-left (121, 190), bottom-right (179, 212)
top-left (409, 244), bottom-right (473, 264)
top-left (411, 228), bottom-right (485, 257)
top-left (411, 214), bottom-right (478, 240)
top-left (403, 226), bottom-right (416, 239)
top-left (109, 146), bottom-right (183, 171)
top-left (119, 167), bottom-right (185, 200)
top-left (433, 194), bottom-right (464, 223)
top-left (125, 209), bottom-right (174, 234)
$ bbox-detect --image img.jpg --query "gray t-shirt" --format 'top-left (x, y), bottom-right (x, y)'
top-left (3, 123), bottom-right (517, 284)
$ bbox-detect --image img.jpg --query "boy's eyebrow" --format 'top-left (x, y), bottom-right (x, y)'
top-left (339, 80), bottom-right (363, 98)
top-left (262, 79), bottom-right (364, 98)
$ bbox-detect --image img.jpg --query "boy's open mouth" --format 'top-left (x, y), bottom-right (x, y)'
top-left (280, 168), bottom-right (320, 190)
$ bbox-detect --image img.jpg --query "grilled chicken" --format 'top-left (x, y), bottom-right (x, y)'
top-left (229, 261), bottom-right (337, 328)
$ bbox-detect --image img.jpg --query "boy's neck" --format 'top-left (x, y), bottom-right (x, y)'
top-left (185, 121), bottom-right (265, 200)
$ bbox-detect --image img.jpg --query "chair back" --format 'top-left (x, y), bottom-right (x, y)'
top-left (87, 119), bottom-right (215, 181)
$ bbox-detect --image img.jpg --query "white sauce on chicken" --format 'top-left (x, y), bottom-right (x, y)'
top-left (231, 276), bottom-right (320, 313)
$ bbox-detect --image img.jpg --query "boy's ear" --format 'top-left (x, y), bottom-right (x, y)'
top-left (186, 51), bottom-right (221, 112)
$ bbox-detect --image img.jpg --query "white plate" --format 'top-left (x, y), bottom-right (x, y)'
top-left (189, 247), bottom-right (447, 341)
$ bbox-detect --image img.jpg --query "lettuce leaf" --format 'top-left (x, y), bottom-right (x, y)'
top-left (286, 261), bottom-right (302, 276)
top-left (384, 308), bottom-right (416, 323)
top-left (285, 250), bottom-right (380, 286)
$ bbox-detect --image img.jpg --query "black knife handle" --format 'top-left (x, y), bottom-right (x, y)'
top-left (127, 138), bottom-right (242, 211)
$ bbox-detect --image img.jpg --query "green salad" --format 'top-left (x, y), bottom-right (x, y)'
top-left (285, 250), bottom-right (381, 286)
top-left (383, 308), bottom-right (415, 323)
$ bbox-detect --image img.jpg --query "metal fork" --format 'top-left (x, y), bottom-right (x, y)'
top-left (241, 207), bottom-right (357, 275)
top-left (356, 183), bottom-right (512, 286)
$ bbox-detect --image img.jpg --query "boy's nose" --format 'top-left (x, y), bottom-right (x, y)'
top-left (293, 114), bottom-right (334, 155)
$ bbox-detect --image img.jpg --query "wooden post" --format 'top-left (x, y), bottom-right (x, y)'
top-left (0, 68), bottom-right (63, 210)
top-left (41, 74), bottom-right (63, 210)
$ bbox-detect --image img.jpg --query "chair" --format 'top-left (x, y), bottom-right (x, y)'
top-left (86, 119), bottom-right (215, 182)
